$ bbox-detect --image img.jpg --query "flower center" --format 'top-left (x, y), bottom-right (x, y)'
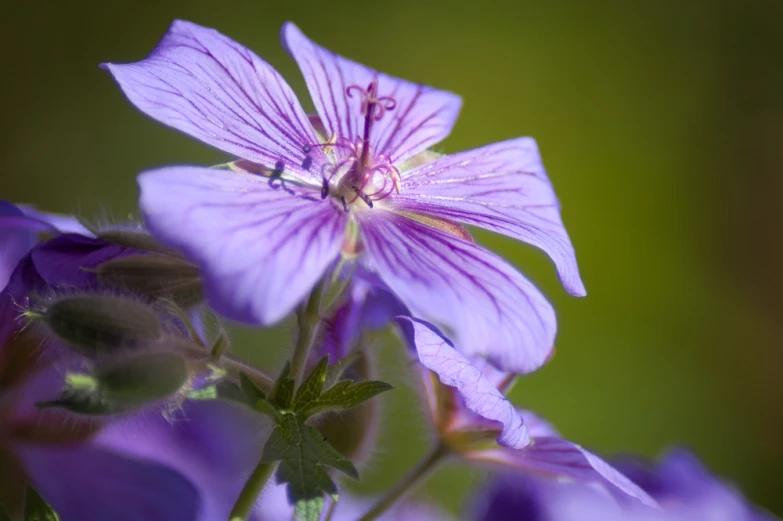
top-left (305, 79), bottom-right (400, 212)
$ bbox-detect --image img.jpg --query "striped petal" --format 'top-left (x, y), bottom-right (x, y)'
top-left (138, 166), bottom-right (345, 325)
top-left (359, 210), bottom-right (555, 374)
top-left (282, 23), bottom-right (462, 164)
top-left (401, 317), bottom-right (530, 449)
top-left (393, 137), bottom-right (585, 296)
top-left (104, 20), bottom-right (324, 183)
top-left (469, 410), bottom-right (658, 509)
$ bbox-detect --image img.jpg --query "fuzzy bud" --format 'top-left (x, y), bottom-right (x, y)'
top-left (44, 295), bottom-right (162, 358)
top-left (95, 350), bottom-right (188, 407)
top-left (96, 254), bottom-right (203, 308)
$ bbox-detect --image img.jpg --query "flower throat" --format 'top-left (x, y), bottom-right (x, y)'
top-left (310, 79), bottom-right (401, 211)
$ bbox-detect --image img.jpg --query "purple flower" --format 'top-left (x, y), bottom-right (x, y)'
top-left (614, 449), bottom-right (779, 521)
top-left (1, 233), bottom-right (267, 520)
top-left (472, 449), bottom-right (778, 521)
top-left (403, 318), bottom-right (657, 508)
top-left (0, 201), bottom-right (90, 292)
top-left (104, 20), bottom-right (585, 374)
top-left (0, 301), bottom-right (200, 520)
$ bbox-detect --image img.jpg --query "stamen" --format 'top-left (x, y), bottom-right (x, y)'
top-left (340, 196), bottom-right (349, 213)
top-left (321, 177), bottom-right (329, 199)
top-left (301, 155), bottom-right (313, 171)
top-left (352, 186), bottom-right (374, 208)
top-left (268, 160), bottom-right (293, 194)
top-left (345, 79), bottom-right (398, 171)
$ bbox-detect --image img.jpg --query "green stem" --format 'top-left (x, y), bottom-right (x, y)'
top-left (356, 443), bottom-right (450, 521)
top-left (289, 280), bottom-right (326, 383)
top-left (219, 356), bottom-right (275, 394)
top-left (323, 498), bottom-right (337, 521)
top-left (228, 460), bottom-right (277, 521)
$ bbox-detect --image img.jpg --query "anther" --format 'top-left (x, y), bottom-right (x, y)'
top-left (352, 186), bottom-right (374, 208)
top-left (268, 160), bottom-right (293, 194)
top-left (341, 196), bottom-right (349, 213)
top-left (321, 177), bottom-right (329, 199)
top-left (302, 155), bottom-right (313, 171)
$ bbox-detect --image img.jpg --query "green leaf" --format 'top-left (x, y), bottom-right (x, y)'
top-left (237, 373), bottom-right (280, 419)
top-left (295, 497), bottom-right (325, 521)
top-left (261, 414), bottom-right (358, 520)
top-left (268, 363), bottom-right (295, 410)
top-left (323, 352), bottom-right (363, 388)
top-left (240, 372), bottom-right (266, 403)
top-left (292, 357), bottom-right (328, 412)
top-left (24, 487), bottom-right (59, 521)
top-left (300, 380), bottom-right (394, 417)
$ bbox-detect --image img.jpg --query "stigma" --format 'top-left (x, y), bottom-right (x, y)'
top-left (305, 79), bottom-right (401, 211)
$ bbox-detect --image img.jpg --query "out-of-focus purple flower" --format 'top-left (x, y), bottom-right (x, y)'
top-left (402, 318), bottom-right (657, 509)
top-left (96, 401), bottom-right (267, 521)
top-left (254, 482), bottom-right (456, 521)
top-left (0, 201), bottom-right (90, 292)
top-left (104, 19), bottom-right (585, 374)
top-left (0, 233), bottom-right (267, 520)
top-left (614, 449), bottom-right (779, 521)
top-left (471, 449), bottom-right (779, 521)
top-left (0, 304), bottom-right (200, 521)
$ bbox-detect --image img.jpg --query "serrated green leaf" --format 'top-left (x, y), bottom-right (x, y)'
top-left (240, 372), bottom-right (266, 403)
top-left (292, 357), bottom-right (328, 412)
top-left (268, 363), bottom-right (295, 410)
top-left (295, 497), bottom-right (324, 521)
top-left (323, 352), bottom-right (363, 388)
top-left (261, 414), bottom-right (358, 520)
top-left (24, 487), bottom-right (59, 521)
top-left (301, 380), bottom-right (394, 417)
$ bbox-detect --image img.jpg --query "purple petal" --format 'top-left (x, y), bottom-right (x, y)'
top-left (0, 202), bottom-right (40, 291)
top-left (97, 401), bottom-right (265, 521)
top-left (615, 449), bottom-right (778, 521)
top-left (104, 20), bottom-right (323, 182)
top-left (282, 23), bottom-right (462, 164)
top-left (400, 317), bottom-right (530, 449)
top-left (359, 210), bottom-right (556, 373)
top-left (138, 166), bottom-right (345, 324)
top-left (19, 205), bottom-right (93, 236)
top-left (473, 475), bottom-right (642, 521)
top-left (31, 234), bottom-right (131, 288)
top-left (18, 444), bottom-right (199, 521)
top-left (392, 138), bottom-right (585, 296)
top-left (320, 277), bottom-right (408, 360)
top-left (469, 418), bottom-right (658, 509)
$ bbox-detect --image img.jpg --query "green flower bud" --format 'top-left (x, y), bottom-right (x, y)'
top-left (44, 295), bottom-right (162, 358)
top-left (97, 254), bottom-right (204, 308)
top-left (95, 350), bottom-right (188, 407)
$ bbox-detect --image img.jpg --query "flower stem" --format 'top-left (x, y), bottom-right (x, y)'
top-left (228, 460), bottom-right (277, 521)
top-left (218, 355), bottom-right (275, 394)
top-left (289, 279), bottom-right (326, 383)
top-left (356, 443), bottom-right (450, 521)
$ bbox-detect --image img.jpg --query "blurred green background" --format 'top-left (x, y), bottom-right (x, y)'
top-left (2, 0), bottom-right (781, 516)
